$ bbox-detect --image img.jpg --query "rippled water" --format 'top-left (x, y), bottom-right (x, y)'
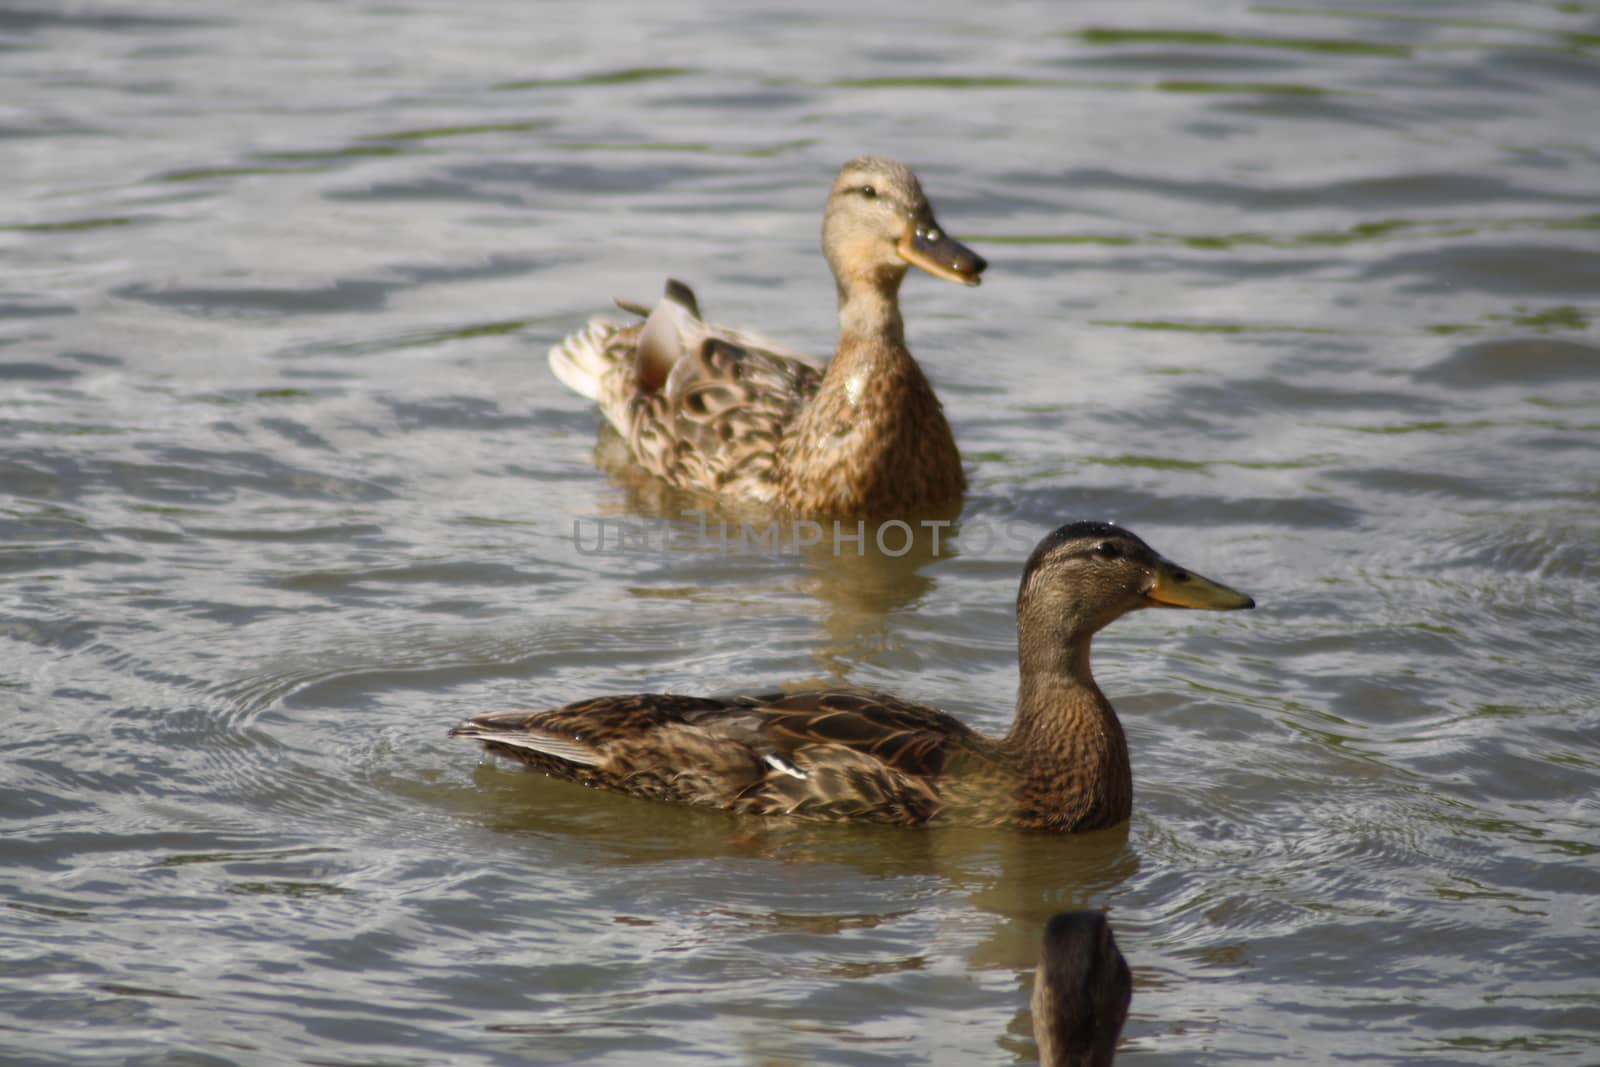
top-left (3, 2), bottom-right (1598, 1064)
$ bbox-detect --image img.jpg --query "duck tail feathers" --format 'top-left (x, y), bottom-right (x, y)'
top-left (547, 318), bottom-right (617, 400)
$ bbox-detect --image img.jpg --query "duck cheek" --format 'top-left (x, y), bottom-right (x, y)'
top-left (1133, 577), bottom-right (1163, 609)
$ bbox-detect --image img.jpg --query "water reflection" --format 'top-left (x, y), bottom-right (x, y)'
top-left (801, 517), bottom-right (957, 673)
top-left (458, 759), bottom-right (1137, 933)
top-left (575, 458), bottom-right (967, 674)
top-left (453, 760), bottom-right (1140, 1060)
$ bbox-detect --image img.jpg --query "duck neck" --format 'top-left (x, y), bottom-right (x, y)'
top-left (775, 258), bottom-right (961, 517)
top-left (1004, 636), bottom-right (1133, 831)
top-left (1008, 640), bottom-right (1107, 747)
top-left (834, 265), bottom-right (908, 349)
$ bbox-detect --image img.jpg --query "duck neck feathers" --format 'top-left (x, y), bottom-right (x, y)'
top-left (833, 263), bottom-right (908, 349)
top-left (773, 266), bottom-right (962, 516)
top-left (1001, 636), bottom-right (1133, 832)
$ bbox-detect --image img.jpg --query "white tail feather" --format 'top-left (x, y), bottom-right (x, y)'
top-left (463, 727), bottom-right (602, 767)
top-left (547, 318), bottom-right (618, 401)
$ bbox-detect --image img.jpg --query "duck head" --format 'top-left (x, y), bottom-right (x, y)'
top-left (822, 157), bottom-right (987, 294)
top-left (1017, 521), bottom-right (1255, 670)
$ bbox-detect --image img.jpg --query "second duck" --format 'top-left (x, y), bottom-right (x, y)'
top-left (548, 156), bottom-right (986, 518)
top-left (451, 522), bottom-right (1254, 832)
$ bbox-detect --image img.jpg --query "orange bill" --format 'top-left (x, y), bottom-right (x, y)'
top-left (897, 219), bottom-right (986, 285)
top-left (1145, 558), bottom-right (1255, 611)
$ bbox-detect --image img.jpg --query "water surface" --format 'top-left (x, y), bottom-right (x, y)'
top-left (2, 2), bottom-right (1598, 1064)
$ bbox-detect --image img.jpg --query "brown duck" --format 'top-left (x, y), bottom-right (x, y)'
top-left (450, 522), bottom-right (1254, 832)
top-left (546, 156), bottom-right (986, 518)
top-left (1034, 912), bottom-right (1132, 1067)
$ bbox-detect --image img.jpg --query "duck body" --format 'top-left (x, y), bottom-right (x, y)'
top-left (450, 687), bottom-right (1118, 831)
top-left (772, 333), bottom-right (964, 517)
top-left (455, 689), bottom-right (967, 825)
top-left (451, 522), bottom-right (1255, 833)
top-left (546, 157), bottom-right (983, 518)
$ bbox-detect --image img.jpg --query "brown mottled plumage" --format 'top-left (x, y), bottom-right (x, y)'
top-left (546, 157), bottom-right (985, 518)
top-left (449, 522), bottom-right (1254, 832)
top-left (1034, 912), bottom-right (1132, 1067)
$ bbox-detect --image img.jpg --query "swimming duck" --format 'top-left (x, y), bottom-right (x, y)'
top-left (1034, 912), bottom-right (1131, 1067)
top-left (547, 156), bottom-right (986, 518)
top-left (449, 521), bottom-right (1254, 832)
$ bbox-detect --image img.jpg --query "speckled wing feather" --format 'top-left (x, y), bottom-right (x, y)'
top-left (717, 689), bottom-right (981, 822)
top-left (548, 281), bottom-right (823, 502)
top-left (619, 336), bottom-right (821, 501)
top-left (450, 688), bottom-right (984, 824)
top-left (726, 689), bottom-right (970, 778)
top-left (452, 694), bottom-right (775, 808)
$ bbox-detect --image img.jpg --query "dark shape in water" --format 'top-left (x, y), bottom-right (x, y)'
top-left (1034, 911), bottom-right (1132, 1067)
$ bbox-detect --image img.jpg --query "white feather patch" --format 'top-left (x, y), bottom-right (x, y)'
top-left (843, 372), bottom-right (865, 406)
top-left (547, 320), bottom-right (614, 401)
top-left (764, 754), bottom-right (808, 780)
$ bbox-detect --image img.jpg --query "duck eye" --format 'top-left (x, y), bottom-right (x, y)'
top-left (859, 184), bottom-right (877, 199)
top-left (1095, 541), bottom-right (1122, 560)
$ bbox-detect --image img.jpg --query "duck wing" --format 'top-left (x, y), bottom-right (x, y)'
top-left (450, 688), bottom-right (982, 824)
top-left (723, 688), bottom-right (981, 822)
top-left (547, 280), bottom-right (823, 501)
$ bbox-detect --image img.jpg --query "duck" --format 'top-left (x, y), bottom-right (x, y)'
top-left (546, 156), bottom-right (986, 518)
top-left (449, 521), bottom-right (1254, 832)
top-left (1034, 912), bottom-right (1132, 1067)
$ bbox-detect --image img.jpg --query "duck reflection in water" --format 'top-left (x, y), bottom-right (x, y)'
top-left (570, 493), bottom-right (964, 675)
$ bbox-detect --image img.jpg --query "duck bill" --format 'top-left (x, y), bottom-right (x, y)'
top-left (1145, 559), bottom-right (1255, 611)
top-left (897, 218), bottom-right (986, 286)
